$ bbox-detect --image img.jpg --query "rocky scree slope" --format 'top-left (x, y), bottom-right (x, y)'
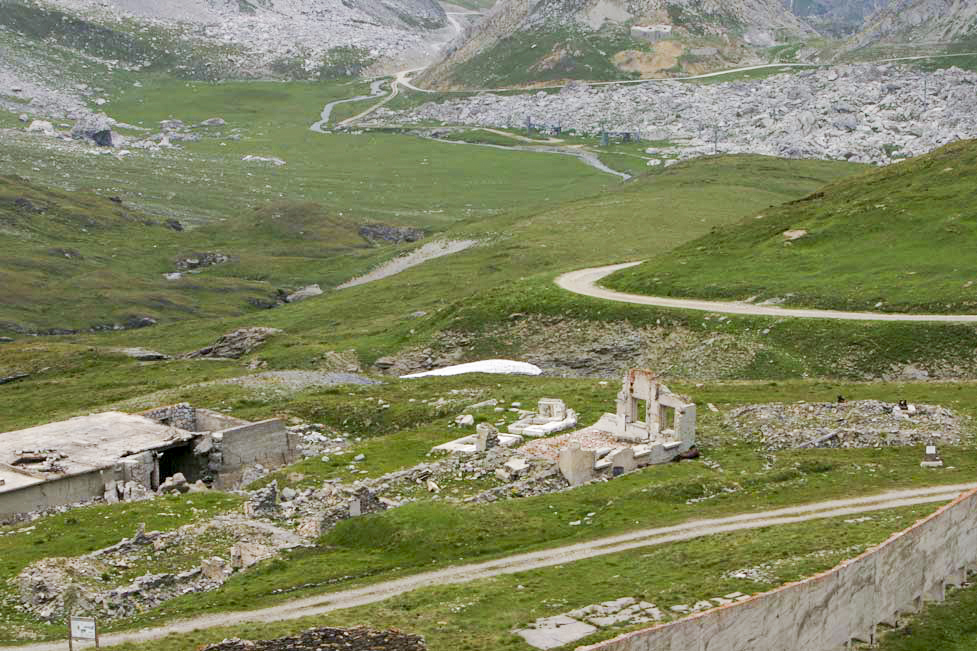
top-left (781, 0), bottom-right (888, 37)
top-left (379, 64), bottom-right (977, 165)
top-left (4, 0), bottom-right (447, 83)
top-left (417, 0), bottom-right (816, 89)
top-left (848, 0), bottom-right (977, 50)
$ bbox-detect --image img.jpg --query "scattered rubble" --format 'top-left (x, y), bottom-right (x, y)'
top-left (359, 224), bottom-right (425, 244)
top-left (10, 517), bottom-right (307, 621)
top-left (175, 252), bottom-right (231, 272)
top-left (201, 627), bottom-right (426, 651)
top-left (509, 399), bottom-right (578, 437)
top-left (725, 400), bottom-right (963, 451)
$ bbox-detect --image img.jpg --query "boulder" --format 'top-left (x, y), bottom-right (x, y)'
top-left (285, 284), bottom-right (323, 303)
top-left (26, 120), bottom-right (56, 136)
top-left (70, 113), bottom-right (121, 147)
top-left (186, 327), bottom-right (282, 359)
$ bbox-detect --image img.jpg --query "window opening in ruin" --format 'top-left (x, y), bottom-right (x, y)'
top-left (635, 399), bottom-right (648, 427)
top-left (661, 406), bottom-right (676, 432)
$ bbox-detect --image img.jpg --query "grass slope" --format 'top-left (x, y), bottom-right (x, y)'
top-left (0, 154), bottom-right (860, 427)
top-left (606, 140), bottom-right (977, 314)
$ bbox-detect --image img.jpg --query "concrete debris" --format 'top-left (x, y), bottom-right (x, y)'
top-left (516, 592), bottom-right (752, 649)
top-left (509, 399), bottom-right (578, 437)
top-left (11, 517), bottom-right (306, 621)
top-left (725, 400), bottom-right (962, 451)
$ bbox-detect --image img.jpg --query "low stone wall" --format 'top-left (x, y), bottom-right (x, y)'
top-left (579, 487), bottom-right (977, 651)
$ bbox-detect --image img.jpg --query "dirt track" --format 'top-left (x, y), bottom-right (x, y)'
top-left (557, 262), bottom-right (977, 322)
top-left (7, 483), bottom-right (973, 651)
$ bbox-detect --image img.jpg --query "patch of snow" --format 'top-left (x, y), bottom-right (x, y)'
top-left (401, 360), bottom-right (543, 379)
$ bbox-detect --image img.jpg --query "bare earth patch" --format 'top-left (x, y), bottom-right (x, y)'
top-left (613, 42), bottom-right (684, 77)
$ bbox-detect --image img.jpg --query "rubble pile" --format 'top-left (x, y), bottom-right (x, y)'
top-left (202, 627), bottom-right (426, 651)
top-left (10, 518), bottom-right (306, 621)
top-left (376, 64), bottom-right (977, 165)
top-left (725, 400), bottom-right (964, 451)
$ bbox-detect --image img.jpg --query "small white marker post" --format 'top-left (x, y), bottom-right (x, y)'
top-left (69, 616), bottom-right (98, 650)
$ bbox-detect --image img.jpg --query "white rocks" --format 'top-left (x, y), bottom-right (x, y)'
top-left (242, 155), bottom-right (286, 166)
top-left (558, 443), bottom-right (596, 486)
top-left (285, 284), bottom-right (323, 303)
top-left (380, 64), bottom-right (977, 166)
top-left (26, 120), bottom-right (57, 136)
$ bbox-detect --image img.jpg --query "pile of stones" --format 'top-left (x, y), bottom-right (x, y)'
top-left (202, 627), bottom-right (426, 651)
top-left (724, 400), bottom-right (963, 451)
top-left (11, 518), bottom-right (306, 621)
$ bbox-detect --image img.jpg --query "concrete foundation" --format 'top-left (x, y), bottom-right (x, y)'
top-left (578, 486), bottom-right (977, 651)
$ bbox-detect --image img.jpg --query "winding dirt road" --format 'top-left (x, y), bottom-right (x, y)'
top-left (557, 262), bottom-right (977, 322)
top-left (7, 484), bottom-right (973, 651)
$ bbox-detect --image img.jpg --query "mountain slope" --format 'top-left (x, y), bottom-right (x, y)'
top-left (418, 0), bottom-right (817, 89)
top-left (0, 176), bottom-right (383, 335)
top-left (605, 140), bottom-right (977, 314)
top-left (0, 0), bottom-right (448, 86)
top-left (782, 0), bottom-right (887, 37)
top-left (848, 0), bottom-right (977, 50)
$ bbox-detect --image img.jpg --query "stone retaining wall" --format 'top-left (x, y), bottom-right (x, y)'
top-left (579, 487), bottom-right (977, 651)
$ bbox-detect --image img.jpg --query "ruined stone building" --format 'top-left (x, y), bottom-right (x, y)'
top-left (0, 404), bottom-right (298, 521)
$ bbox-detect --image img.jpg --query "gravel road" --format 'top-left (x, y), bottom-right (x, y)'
top-left (557, 263), bottom-right (977, 322)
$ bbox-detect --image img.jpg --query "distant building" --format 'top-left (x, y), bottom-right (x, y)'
top-left (631, 25), bottom-right (674, 44)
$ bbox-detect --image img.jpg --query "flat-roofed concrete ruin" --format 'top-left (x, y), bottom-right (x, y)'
top-left (0, 404), bottom-right (298, 521)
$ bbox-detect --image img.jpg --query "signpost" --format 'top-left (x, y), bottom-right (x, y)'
top-left (68, 616), bottom-right (98, 649)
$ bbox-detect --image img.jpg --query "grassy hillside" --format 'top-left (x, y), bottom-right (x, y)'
top-left (606, 140), bottom-right (977, 314)
top-left (0, 154), bottom-right (861, 428)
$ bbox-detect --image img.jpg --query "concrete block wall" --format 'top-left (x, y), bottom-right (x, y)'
top-left (215, 419), bottom-right (297, 487)
top-left (578, 487), bottom-right (977, 651)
